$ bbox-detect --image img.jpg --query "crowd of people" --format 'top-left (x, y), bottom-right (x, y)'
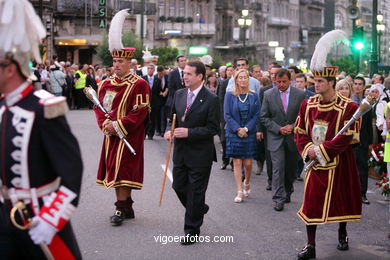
top-left (2, 3), bottom-right (388, 259)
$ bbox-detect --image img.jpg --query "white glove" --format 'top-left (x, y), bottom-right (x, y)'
top-left (28, 216), bottom-right (57, 245)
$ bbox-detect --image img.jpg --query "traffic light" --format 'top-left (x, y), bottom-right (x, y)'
top-left (352, 26), bottom-right (365, 52)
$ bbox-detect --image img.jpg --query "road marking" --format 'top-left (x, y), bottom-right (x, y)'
top-left (160, 164), bottom-right (173, 183)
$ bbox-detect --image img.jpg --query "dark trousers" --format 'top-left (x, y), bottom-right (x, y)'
top-left (0, 203), bottom-right (81, 260)
top-left (74, 88), bottom-right (87, 109)
top-left (355, 146), bottom-right (368, 196)
top-left (172, 164), bottom-right (211, 235)
top-left (147, 106), bottom-right (162, 138)
top-left (263, 131), bottom-right (273, 185)
top-left (265, 148), bottom-right (273, 185)
top-left (160, 105), bottom-right (167, 134)
top-left (296, 157), bottom-right (304, 178)
top-left (220, 123), bottom-right (229, 164)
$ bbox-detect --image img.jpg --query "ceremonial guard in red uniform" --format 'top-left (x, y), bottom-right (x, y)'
top-left (0, 1), bottom-right (83, 259)
top-left (294, 30), bottom-right (362, 260)
top-left (93, 9), bottom-right (150, 226)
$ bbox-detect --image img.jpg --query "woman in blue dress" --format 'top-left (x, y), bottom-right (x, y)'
top-left (224, 69), bottom-right (260, 202)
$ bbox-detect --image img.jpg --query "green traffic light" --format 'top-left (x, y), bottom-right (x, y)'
top-left (354, 41), bottom-right (364, 50)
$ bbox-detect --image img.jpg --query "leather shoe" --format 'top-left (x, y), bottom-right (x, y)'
top-left (285, 195), bottom-right (291, 203)
top-left (274, 202), bottom-right (284, 211)
top-left (362, 195), bottom-right (370, 205)
top-left (297, 244), bottom-right (316, 260)
top-left (180, 234), bottom-right (198, 245)
top-left (220, 163), bottom-right (228, 170)
top-left (266, 184), bottom-right (272, 191)
top-left (110, 210), bottom-right (124, 226)
top-left (337, 233), bottom-right (349, 251)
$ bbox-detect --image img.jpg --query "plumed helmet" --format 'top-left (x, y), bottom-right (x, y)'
top-left (109, 9), bottom-right (135, 59)
top-left (0, 0), bottom-right (46, 78)
top-left (310, 30), bottom-right (349, 78)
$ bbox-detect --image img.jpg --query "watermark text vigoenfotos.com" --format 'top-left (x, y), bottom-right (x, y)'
top-left (154, 234), bottom-right (234, 244)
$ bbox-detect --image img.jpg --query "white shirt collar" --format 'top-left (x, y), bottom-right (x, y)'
top-left (278, 86), bottom-right (291, 94)
top-left (5, 81), bottom-right (30, 106)
top-left (188, 84), bottom-right (203, 98)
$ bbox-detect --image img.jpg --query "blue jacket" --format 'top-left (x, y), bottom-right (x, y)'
top-left (224, 91), bottom-right (260, 134)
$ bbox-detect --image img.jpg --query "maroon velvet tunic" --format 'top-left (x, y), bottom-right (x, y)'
top-left (94, 72), bottom-right (150, 189)
top-left (294, 93), bottom-right (362, 225)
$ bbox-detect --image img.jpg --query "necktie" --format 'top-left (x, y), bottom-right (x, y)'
top-left (186, 91), bottom-right (194, 109)
top-left (181, 70), bottom-right (184, 85)
top-left (282, 91), bottom-right (287, 112)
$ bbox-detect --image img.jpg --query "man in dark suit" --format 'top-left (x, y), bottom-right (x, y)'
top-left (260, 69), bottom-right (306, 211)
top-left (257, 64), bottom-right (282, 190)
top-left (165, 55), bottom-right (187, 113)
top-left (352, 76), bottom-right (373, 204)
top-left (143, 64), bottom-right (159, 139)
top-left (164, 60), bottom-right (220, 245)
top-left (218, 77), bottom-right (232, 169)
top-left (155, 66), bottom-right (169, 135)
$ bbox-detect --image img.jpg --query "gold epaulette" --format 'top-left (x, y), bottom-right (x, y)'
top-left (307, 94), bottom-right (320, 105)
top-left (123, 73), bottom-right (145, 85)
top-left (97, 77), bottom-right (111, 95)
top-left (34, 90), bottom-right (69, 119)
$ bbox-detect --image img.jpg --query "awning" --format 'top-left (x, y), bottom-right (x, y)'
top-left (54, 34), bottom-right (103, 46)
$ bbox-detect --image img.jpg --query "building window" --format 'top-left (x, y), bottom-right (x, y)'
top-left (158, 0), bottom-right (165, 16)
top-left (179, 0), bottom-right (185, 17)
top-left (169, 0), bottom-right (175, 17)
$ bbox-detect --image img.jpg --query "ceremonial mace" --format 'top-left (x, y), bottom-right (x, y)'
top-left (159, 114), bottom-right (176, 206)
top-left (83, 87), bottom-right (136, 155)
top-left (304, 96), bottom-right (375, 172)
top-left (10, 202), bottom-right (54, 260)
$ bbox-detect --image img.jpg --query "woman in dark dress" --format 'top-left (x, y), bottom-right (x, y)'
top-left (224, 69), bottom-right (260, 202)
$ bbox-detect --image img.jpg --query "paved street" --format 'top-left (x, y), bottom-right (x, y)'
top-left (67, 110), bottom-right (390, 260)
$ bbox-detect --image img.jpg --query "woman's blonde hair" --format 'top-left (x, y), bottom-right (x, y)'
top-left (335, 79), bottom-right (352, 98)
top-left (232, 69), bottom-right (252, 96)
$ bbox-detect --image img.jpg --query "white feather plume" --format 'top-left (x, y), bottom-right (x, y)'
top-left (0, 0), bottom-right (45, 76)
top-left (310, 29), bottom-right (349, 71)
top-left (109, 9), bottom-right (130, 52)
top-left (199, 55), bottom-right (213, 66)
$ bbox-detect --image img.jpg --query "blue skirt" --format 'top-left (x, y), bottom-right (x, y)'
top-left (226, 132), bottom-right (257, 159)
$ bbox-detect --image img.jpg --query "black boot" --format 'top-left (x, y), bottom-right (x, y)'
top-left (124, 197), bottom-right (135, 219)
top-left (337, 232), bottom-right (349, 251)
top-left (297, 244), bottom-right (316, 260)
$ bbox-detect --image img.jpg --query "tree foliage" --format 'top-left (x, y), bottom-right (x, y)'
top-left (150, 47), bottom-right (179, 66)
top-left (330, 55), bottom-right (357, 74)
top-left (96, 31), bottom-right (144, 66)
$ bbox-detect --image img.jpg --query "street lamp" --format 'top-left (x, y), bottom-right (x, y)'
top-left (377, 22), bottom-right (385, 63)
top-left (237, 9), bottom-right (252, 58)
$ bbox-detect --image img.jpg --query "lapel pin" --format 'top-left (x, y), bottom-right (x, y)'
top-left (200, 99), bottom-right (203, 103)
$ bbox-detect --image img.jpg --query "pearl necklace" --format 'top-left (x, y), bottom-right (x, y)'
top-left (238, 93), bottom-right (249, 103)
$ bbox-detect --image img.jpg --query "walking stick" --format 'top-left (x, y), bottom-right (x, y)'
top-left (159, 114), bottom-right (176, 206)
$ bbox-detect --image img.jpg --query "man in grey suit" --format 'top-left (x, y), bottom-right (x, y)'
top-left (260, 69), bottom-right (306, 211)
